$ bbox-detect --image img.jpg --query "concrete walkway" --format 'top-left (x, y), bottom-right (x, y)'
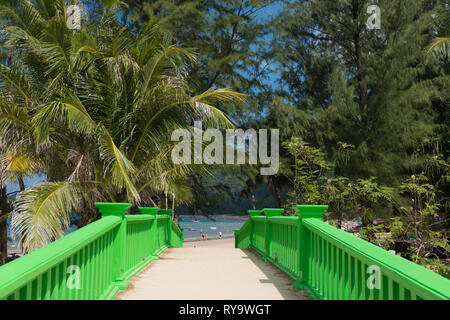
top-left (115, 238), bottom-right (309, 300)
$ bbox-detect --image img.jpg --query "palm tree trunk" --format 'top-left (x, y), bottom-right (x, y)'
top-left (0, 211), bottom-right (7, 266)
top-left (18, 176), bottom-right (25, 191)
top-left (270, 176), bottom-right (282, 208)
top-left (78, 196), bottom-right (99, 228)
top-left (0, 167), bottom-right (8, 266)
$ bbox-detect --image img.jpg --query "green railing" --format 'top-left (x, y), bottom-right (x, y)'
top-left (0, 202), bottom-right (183, 300)
top-left (251, 216), bottom-right (266, 254)
top-left (235, 205), bottom-right (450, 300)
top-left (170, 219), bottom-right (183, 248)
top-left (235, 219), bottom-right (250, 249)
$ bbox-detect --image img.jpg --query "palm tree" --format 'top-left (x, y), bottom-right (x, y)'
top-left (0, 161), bottom-right (8, 265)
top-left (0, 0), bottom-right (245, 252)
top-left (427, 37), bottom-right (450, 53)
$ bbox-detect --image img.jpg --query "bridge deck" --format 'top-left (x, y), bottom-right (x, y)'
top-left (115, 238), bottom-right (309, 300)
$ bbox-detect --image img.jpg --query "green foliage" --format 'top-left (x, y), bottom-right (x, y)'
top-left (272, 0), bottom-right (449, 184)
top-left (394, 173), bottom-right (449, 277)
top-left (108, 0), bottom-right (284, 209)
top-left (283, 137), bottom-right (393, 229)
top-left (0, 0), bottom-right (447, 277)
top-left (270, 0), bottom-right (449, 277)
top-left (120, 0), bottom-right (276, 124)
top-left (0, 0), bottom-right (244, 251)
top-left (283, 134), bottom-right (449, 277)
top-left (282, 137), bottom-right (330, 208)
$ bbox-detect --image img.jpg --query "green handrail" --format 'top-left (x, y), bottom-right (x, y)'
top-left (170, 221), bottom-right (183, 248)
top-left (159, 209), bottom-right (173, 215)
top-left (0, 202), bottom-right (183, 300)
top-left (235, 204), bottom-right (450, 300)
top-left (235, 219), bottom-right (251, 248)
top-left (263, 208), bottom-right (284, 217)
top-left (251, 216), bottom-right (266, 255)
top-left (248, 210), bottom-right (263, 217)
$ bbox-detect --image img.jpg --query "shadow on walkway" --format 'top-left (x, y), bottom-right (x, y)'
top-left (240, 248), bottom-right (310, 300)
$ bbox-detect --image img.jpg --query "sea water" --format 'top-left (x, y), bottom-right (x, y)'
top-left (177, 215), bottom-right (247, 241)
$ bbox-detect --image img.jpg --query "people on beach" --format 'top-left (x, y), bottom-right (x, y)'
top-left (205, 232), bottom-right (208, 240)
top-left (219, 232), bottom-right (222, 239)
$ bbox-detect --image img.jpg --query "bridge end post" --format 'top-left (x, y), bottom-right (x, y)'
top-left (249, 217), bottom-right (254, 249)
top-left (139, 207), bottom-right (160, 259)
top-left (263, 213), bottom-right (270, 261)
top-left (262, 209), bottom-right (283, 261)
top-left (95, 202), bottom-right (132, 290)
top-left (293, 205), bottom-right (328, 290)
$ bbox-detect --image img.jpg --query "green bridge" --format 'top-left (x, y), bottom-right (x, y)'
top-left (0, 204), bottom-right (448, 300)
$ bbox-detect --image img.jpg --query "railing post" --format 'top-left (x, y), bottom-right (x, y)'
top-left (263, 215), bottom-right (270, 260)
top-left (139, 207), bottom-right (159, 258)
top-left (166, 217), bottom-right (170, 246)
top-left (159, 209), bottom-right (173, 246)
top-left (166, 210), bottom-right (174, 246)
top-left (263, 209), bottom-right (283, 261)
top-left (249, 218), bottom-right (254, 249)
top-left (248, 210), bottom-right (263, 249)
top-left (293, 204), bottom-right (328, 289)
top-left (95, 202), bottom-right (131, 290)
top-left (248, 217), bottom-right (255, 248)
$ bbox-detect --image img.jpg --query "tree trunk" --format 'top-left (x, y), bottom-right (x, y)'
top-left (0, 212), bottom-right (6, 266)
top-left (18, 176), bottom-right (25, 191)
top-left (0, 213), bottom-right (6, 266)
top-left (0, 168), bottom-right (8, 266)
top-left (77, 195), bottom-right (99, 228)
top-left (338, 207), bottom-right (343, 230)
top-left (352, 1), bottom-right (368, 120)
top-left (270, 176), bottom-right (282, 208)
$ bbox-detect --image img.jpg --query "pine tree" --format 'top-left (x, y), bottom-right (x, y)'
top-left (272, 0), bottom-right (449, 185)
top-left (120, 0), bottom-right (277, 124)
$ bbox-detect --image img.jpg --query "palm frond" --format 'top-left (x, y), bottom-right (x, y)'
top-left (130, 88), bottom-right (244, 161)
top-left (32, 91), bottom-right (96, 144)
top-left (0, 0), bottom-right (45, 37)
top-left (0, 96), bottom-right (32, 141)
top-left (11, 181), bottom-right (81, 252)
top-left (427, 37), bottom-right (450, 53)
top-left (0, 64), bottom-right (38, 106)
top-left (97, 125), bottom-right (140, 202)
top-left (2, 150), bottom-right (39, 181)
top-left (102, 0), bottom-right (119, 9)
top-left (1, 1), bottom-right (247, 241)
